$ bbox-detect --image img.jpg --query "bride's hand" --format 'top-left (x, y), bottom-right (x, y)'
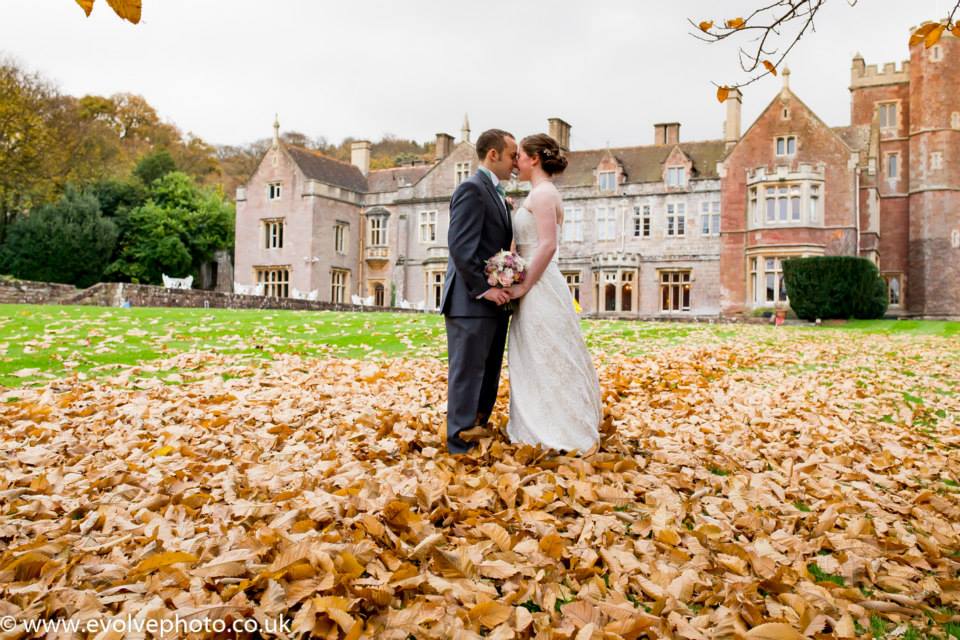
top-left (508, 284), bottom-right (528, 299)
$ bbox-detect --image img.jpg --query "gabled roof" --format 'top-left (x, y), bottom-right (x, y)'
top-left (730, 86), bottom-right (857, 159)
top-left (367, 165), bottom-right (432, 193)
top-left (285, 145), bottom-right (368, 193)
top-left (555, 140), bottom-right (726, 188)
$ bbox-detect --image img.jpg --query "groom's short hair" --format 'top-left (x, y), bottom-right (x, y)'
top-left (476, 129), bottom-right (514, 160)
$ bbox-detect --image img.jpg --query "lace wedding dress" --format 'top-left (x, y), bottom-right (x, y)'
top-left (506, 204), bottom-right (602, 452)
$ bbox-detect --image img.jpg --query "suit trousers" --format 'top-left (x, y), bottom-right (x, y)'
top-left (444, 314), bottom-right (509, 453)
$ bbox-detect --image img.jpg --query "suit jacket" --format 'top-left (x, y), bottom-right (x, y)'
top-left (440, 170), bottom-right (513, 317)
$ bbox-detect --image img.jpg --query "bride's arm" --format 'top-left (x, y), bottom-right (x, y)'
top-left (509, 188), bottom-right (559, 297)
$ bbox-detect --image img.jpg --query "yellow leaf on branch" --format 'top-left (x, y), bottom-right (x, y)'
top-left (726, 17), bottom-right (746, 29)
top-left (717, 86), bottom-right (731, 103)
top-left (909, 22), bottom-right (941, 47)
top-left (924, 24), bottom-right (946, 48)
top-left (763, 60), bottom-right (778, 76)
top-left (699, 20), bottom-right (714, 32)
top-left (73, 0), bottom-right (141, 23)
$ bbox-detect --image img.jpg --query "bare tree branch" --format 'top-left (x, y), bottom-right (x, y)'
top-left (690, 0), bottom-right (960, 96)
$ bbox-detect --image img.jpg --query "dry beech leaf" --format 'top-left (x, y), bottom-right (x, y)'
top-left (717, 86), bottom-right (731, 103)
top-left (0, 325), bottom-right (957, 637)
top-left (75, 0), bottom-right (94, 16)
top-left (699, 20), bottom-right (713, 32)
top-left (478, 523), bottom-right (512, 552)
top-left (468, 599), bottom-right (512, 629)
top-left (131, 551), bottom-right (197, 576)
top-left (105, 0), bottom-right (141, 23)
top-left (726, 17), bottom-right (746, 29)
top-left (745, 623), bottom-right (805, 640)
top-left (539, 533), bottom-right (566, 559)
top-left (763, 60), bottom-right (778, 76)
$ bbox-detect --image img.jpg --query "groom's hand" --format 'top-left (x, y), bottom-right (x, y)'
top-left (481, 288), bottom-right (511, 305)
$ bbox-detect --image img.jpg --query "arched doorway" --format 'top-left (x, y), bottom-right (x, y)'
top-left (374, 283), bottom-right (385, 307)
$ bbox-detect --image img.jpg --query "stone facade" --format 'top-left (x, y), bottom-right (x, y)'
top-left (234, 25), bottom-right (959, 319)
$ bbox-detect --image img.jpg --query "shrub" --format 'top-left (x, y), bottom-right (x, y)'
top-left (781, 256), bottom-right (888, 320)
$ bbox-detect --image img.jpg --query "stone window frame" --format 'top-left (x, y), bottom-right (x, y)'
top-left (563, 271), bottom-right (582, 302)
top-left (930, 44), bottom-right (944, 62)
top-left (775, 136), bottom-right (797, 157)
top-left (593, 267), bottom-right (638, 313)
top-left (877, 102), bottom-right (898, 130)
top-left (665, 166), bottom-right (687, 188)
top-left (267, 182), bottom-right (282, 200)
top-left (330, 269), bottom-right (349, 304)
top-left (595, 206), bottom-right (617, 241)
top-left (367, 215), bottom-right (388, 247)
top-left (334, 221), bottom-right (349, 255)
top-left (425, 269), bottom-right (445, 310)
top-left (598, 171), bottom-right (617, 192)
top-left (263, 218), bottom-right (284, 250)
top-left (658, 270), bottom-right (692, 313)
top-left (632, 204), bottom-right (652, 238)
top-left (749, 177), bottom-right (823, 230)
top-left (665, 201), bottom-right (686, 237)
top-left (255, 266), bottom-right (290, 299)
top-left (931, 152), bottom-right (944, 171)
top-left (748, 256), bottom-right (792, 305)
top-left (454, 162), bottom-right (471, 186)
top-left (700, 200), bottom-right (721, 236)
top-left (418, 210), bottom-right (438, 243)
top-left (562, 207), bottom-right (584, 242)
top-left (951, 112), bottom-right (960, 129)
top-left (884, 151), bottom-right (900, 179)
top-left (882, 272), bottom-right (903, 308)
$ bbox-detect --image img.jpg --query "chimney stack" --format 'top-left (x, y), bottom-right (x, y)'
top-left (654, 122), bottom-right (681, 146)
top-left (723, 89), bottom-right (742, 151)
top-left (548, 117), bottom-right (571, 152)
top-left (435, 133), bottom-right (454, 161)
top-left (351, 141), bottom-right (371, 176)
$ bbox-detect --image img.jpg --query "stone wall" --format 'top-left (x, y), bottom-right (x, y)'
top-left (0, 278), bottom-right (79, 305)
top-left (0, 278), bottom-right (421, 313)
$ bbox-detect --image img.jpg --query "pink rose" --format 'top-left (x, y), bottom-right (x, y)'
top-left (498, 270), bottom-right (514, 287)
top-left (488, 273), bottom-right (499, 286)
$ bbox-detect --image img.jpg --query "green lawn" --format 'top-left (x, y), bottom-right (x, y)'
top-left (1, 303), bottom-right (957, 388)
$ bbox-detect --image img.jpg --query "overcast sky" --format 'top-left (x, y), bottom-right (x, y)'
top-left (2, 1), bottom-right (953, 150)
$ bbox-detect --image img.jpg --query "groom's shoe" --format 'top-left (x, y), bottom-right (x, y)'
top-left (447, 436), bottom-right (477, 455)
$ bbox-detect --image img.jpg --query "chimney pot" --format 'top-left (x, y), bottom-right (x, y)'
top-left (351, 141), bottom-right (372, 176)
top-left (654, 122), bottom-right (680, 145)
top-left (434, 133), bottom-right (454, 161)
top-left (547, 117), bottom-right (571, 152)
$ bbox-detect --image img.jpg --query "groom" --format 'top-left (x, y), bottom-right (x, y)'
top-left (440, 129), bottom-right (518, 454)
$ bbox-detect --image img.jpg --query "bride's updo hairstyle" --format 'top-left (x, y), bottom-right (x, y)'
top-left (521, 133), bottom-right (568, 176)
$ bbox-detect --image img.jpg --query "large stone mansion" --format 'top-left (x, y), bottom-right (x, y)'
top-left (235, 26), bottom-right (959, 318)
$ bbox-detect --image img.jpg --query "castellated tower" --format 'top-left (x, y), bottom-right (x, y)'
top-left (908, 24), bottom-right (960, 317)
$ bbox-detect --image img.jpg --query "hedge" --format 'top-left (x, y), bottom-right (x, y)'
top-left (781, 256), bottom-right (888, 320)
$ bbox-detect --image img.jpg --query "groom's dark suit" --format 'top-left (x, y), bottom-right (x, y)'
top-left (441, 169), bottom-right (513, 454)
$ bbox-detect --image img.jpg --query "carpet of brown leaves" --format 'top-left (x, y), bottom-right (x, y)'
top-left (0, 329), bottom-right (958, 638)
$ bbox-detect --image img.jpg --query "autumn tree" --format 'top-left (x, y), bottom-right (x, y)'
top-left (107, 172), bottom-right (233, 284)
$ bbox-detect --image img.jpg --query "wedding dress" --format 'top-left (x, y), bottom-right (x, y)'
top-left (506, 203), bottom-right (602, 452)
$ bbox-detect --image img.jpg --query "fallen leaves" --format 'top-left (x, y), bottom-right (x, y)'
top-left (0, 327), bottom-right (957, 637)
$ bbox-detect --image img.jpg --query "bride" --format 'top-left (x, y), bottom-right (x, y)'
top-left (505, 133), bottom-right (602, 453)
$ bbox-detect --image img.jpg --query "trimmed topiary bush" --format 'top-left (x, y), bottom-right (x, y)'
top-left (781, 256), bottom-right (888, 321)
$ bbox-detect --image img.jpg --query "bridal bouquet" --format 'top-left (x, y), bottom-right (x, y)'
top-left (485, 250), bottom-right (526, 312)
top-left (485, 250), bottom-right (527, 288)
